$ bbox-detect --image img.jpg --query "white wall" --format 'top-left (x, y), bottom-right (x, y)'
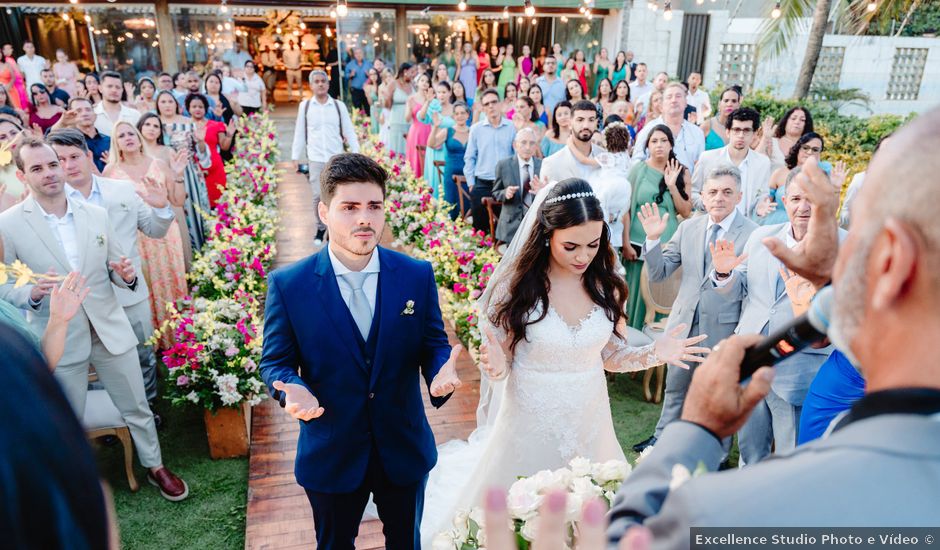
top-left (619, 6), bottom-right (940, 116)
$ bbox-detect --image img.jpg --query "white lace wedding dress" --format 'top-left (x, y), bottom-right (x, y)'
top-left (419, 302), bottom-right (660, 546)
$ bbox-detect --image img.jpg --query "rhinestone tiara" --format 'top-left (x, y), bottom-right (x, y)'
top-left (544, 191), bottom-right (596, 204)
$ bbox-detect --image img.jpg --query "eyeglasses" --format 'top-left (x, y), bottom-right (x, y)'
top-left (800, 145), bottom-right (822, 154)
top-left (729, 127), bottom-right (754, 135)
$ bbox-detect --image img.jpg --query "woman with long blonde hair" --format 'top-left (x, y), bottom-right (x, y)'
top-left (104, 119), bottom-right (190, 348)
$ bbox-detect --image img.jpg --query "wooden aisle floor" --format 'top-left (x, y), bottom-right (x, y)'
top-left (243, 163), bottom-right (481, 549)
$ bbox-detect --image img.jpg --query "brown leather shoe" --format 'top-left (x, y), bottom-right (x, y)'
top-left (147, 467), bottom-right (189, 502)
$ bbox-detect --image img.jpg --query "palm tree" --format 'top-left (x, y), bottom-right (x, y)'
top-left (758, 0), bottom-right (920, 100)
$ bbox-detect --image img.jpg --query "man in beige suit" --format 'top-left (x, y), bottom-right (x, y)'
top-left (48, 128), bottom-right (173, 408)
top-left (0, 136), bottom-right (188, 501)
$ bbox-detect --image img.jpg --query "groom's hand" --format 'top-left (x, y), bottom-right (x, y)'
top-left (273, 380), bottom-right (324, 421)
top-left (430, 345), bottom-right (463, 397)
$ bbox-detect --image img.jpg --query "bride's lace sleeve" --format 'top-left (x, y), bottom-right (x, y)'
top-left (479, 312), bottom-right (512, 381)
top-left (601, 333), bottom-right (662, 373)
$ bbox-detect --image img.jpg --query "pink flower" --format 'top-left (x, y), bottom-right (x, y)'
top-left (453, 282), bottom-right (468, 294)
top-left (176, 375), bottom-right (190, 386)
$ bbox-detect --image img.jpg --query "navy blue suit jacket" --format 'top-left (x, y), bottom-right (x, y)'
top-left (259, 246), bottom-right (453, 493)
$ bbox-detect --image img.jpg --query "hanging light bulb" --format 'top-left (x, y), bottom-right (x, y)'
top-left (663, 1), bottom-right (673, 20)
top-left (336, 0), bottom-right (348, 17)
top-left (771, 1), bottom-right (781, 18)
top-left (579, 5), bottom-right (586, 13)
top-left (458, 0), bottom-right (467, 10)
top-left (867, 0), bottom-right (877, 11)
top-left (560, 15), bottom-right (568, 22)
top-left (62, 12), bottom-right (71, 21)
top-left (585, 9), bottom-right (592, 19)
top-left (276, 26), bottom-right (282, 34)
top-left (524, 0), bottom-right (535, 17)
top-left (69, 0), bottom-right (77, 3)
top-left (220, 0), bottom-right (228, 14)
top-left (503, 6), bottom-right (509, 18)
top-left (329, 8), bottom-right (337, 18)
top-left (517, 16), bottom-right (523, 24)
top-left (326, 26), bottom-right (332, 37)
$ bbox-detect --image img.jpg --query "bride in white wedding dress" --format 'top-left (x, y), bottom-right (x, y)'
top-left (419, 178), bottom-right (709, 547)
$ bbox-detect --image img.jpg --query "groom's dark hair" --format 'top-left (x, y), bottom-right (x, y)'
top-left (320, 152), bottom-right (388, 205)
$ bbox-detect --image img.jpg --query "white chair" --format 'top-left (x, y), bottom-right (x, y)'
top-left (638, 264), bottom-right (683, 403)
top-left (84, 389), bottom-right (139, 492)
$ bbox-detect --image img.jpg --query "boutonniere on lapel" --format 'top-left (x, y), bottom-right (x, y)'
top-left (96, 234), bottom-right (106, 247)
top-left (401, 300), bottom-right (415, 316)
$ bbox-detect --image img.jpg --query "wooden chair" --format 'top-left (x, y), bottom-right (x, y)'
top-left (638, 264), bottom-right (683, 403)
top-left (433, 160), bottom-right (445, 185)
top-left (84, 388), bottom-right (139, 492)
top-left (481, 197), bottom-right (503, 246)
top-left (453, 175), bottom-right (472, 221)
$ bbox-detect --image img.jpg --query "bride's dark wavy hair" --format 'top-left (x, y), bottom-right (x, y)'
top-left (491, 178), bottom-right (628, 352)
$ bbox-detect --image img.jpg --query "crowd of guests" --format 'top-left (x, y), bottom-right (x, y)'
top-left (0, 41), bottom-right (266, 504)
top-left (296, 38), bottom-right (880, 472)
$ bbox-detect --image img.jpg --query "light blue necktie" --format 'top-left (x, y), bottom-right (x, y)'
top-left (705, 223), bottom-right (721, 271)
top-left (340, 271), bottom-right (372, 340)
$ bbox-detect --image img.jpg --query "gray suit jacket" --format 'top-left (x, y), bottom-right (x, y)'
top-left (491, 155), bottom-right (541, 244)
top-left (710, 222), bottom-right (845, 405)
top-left (644, 212), bottom-right (757, 346)
top-left (80, 175), bottom-right (174, 308)
top-left (608, 415), bottom-right (940, 549)
top-left (0, 197), bottom-right (138, 364)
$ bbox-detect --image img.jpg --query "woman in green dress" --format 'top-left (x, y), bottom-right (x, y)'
top-left (592, 48), bottom-right (613, 97)
top-left (611, 51), bottom-right (629, 86)
top-left (623, 124), bottom-right (693, 330)
top-left (496, 44), bottom-right (517, 97)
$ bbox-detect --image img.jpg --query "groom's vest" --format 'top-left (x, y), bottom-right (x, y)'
top-left (342, 281), bottom-right (382, 372)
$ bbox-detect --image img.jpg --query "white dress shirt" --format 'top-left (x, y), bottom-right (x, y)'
top-left (540, 143), bottom-right (602, 185)
top-left (65, 176), bottom-right (174, 219)
top-left (631, 116), bottom-right (706, 171)
top-left (16, 54), bottom-right (47, 90)
top-left (94, 102), bottom-right (141, 137)
top-left (291, 95), bottom-right (360, 163)
top-left (328, 244), bottom-right (380, 316)
top-left (720, 148), bottom-right (756, 217)
top-left (239, 75), bottom-right (265, 108)
top-left (686, 89), bottom-right (712, 119)
top-left (37, 199), bottom-right (81, 271)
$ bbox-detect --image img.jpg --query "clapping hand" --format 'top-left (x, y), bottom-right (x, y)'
top-left (430, 345), bottom-right (464, 397)
top-left (272, 380), bottom-right (324, 421)
top-left (108, 256), bottom-right (136, 284)
top-left (480, 326), bottom-right (511, 379)
top-left (213, 101), bottom-right (226, 120)
top-left (484, 488), bottom-right (653, 550)
top-left (637, 202), bottom-right (670, 241)
top-left (49, 272), bottom-right (90, 324)
top-left (137, 175), bottom-right (169, 208)
top-left (830, 160), bottom-right (848, 191)
top-left (780, 266), bottom-right (816, 317)
top-left (755, 195), bottom-right (776, 217)
top-left (653, 324), bottom-right (710, 370)
top-left (709, 239), bottom-right (747, 275)
top-left (762, 157), bottom-right (839, 288)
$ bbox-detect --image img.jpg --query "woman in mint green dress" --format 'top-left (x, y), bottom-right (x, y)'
top-left (623, 125), bottom-right (693, 330)
top-left (592, 48), bottom-right (613, 97)
top-left (496, 44), bottom-right (517, 97)
top-left (611, 51), bottom-right (629, 86)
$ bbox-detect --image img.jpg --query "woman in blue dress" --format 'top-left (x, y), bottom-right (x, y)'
top-left (434, 101), bottom-right (471, 220)
top-left (755, 132), bottom-right (831, 225)
top-left (458, 42), bottom-right (479, 102)
top-left (540, 100), bottom-right (571, 158)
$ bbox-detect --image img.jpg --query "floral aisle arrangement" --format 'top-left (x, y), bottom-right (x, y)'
top-left (352, 116), bottom-right (499, 350)
top-left (152, 114), bottom-right (279, 429)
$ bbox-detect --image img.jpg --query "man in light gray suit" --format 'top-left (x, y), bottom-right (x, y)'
top-left (607, 108), bottom-right (940, 548)
top-left (631, 166), bottom-right (757, 452)
top-left (690, 108), bottom-right (771, 215)
top-left (491, 127), bottom-right (543, 244)
top-left (709, 170), bottom-right (845, 465)
top-left (0, 137), bottom-right (188, 501)
top-left (48, 128), bottom-right (174, 406)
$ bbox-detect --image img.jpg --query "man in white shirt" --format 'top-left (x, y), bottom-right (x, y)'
top-left (16, 41), bottom-right (49, 90)
top-left (691, 107), bottom-right (772, 215)
top-left (686, 72), bottom-right (711, 121)
top-left (632, 82), bottom-right (705, 170)
top-left (541, 100), bottom-right (602, 185)
top-left (629, 63), bottom-right (652, 106)
top-left (291, 70), bottom-right (360, 246)
top-left (260, 46), bottom-right (279, 97)
top-left (283, 40), bottom-right (304, 103)
top-left (634, 70), bottom-right (668, 116)
top-left (93, 71), bottom-right (141, 137)
top-left (1, 136), bottom-right (188, 501)
top-left (48, 128), bottom-right (174, 409)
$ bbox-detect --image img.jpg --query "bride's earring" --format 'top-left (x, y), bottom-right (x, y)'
top-left (544, 239), bottom-right (549, 247)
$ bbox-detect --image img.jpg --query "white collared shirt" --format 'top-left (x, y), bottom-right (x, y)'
top-left (66, 176), bottom-right (174, 220)
top-left (16, 54), bottom-right (47, 89)
top-left (291, 95), bottom-right (360, 163)
top-left (37, 199), bottom-right (81, 271)
top-left (719, 147), bottom-right (756, 216)
top-left (328, 244), bottom-right (380, 316)
top-left (94, 102), bottom-right (141, 137)
top-left (704, 208), bottom-right (738, 248)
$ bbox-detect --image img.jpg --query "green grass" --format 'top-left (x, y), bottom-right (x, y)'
top-left (93, 393), bottom-right (248, 550)
top-left (608, 373), bottom-right (664, 462)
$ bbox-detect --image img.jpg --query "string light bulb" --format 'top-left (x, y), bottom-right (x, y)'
top-left (458, 0), bottom-right (467, 10)
top-left (220, 0), bottom-right (228, 13)
top-left (867, 0), bottom-right (877, 12)
top-left (524, 0), bottom-right (535, 17)
top-left (771, 1), bottom-right (781, 18)
top-left (336, 0), bottom-right (348, 17)
top-left (61, 12), bottom-right (70, 21)
top-left (663, 1), bottom-right (673, 20)
top-left (503, 6), bottom-right (509, 18)
top-left (329, 9), bottom-right (336, 18)
top-left (517, 16), bottom-right (523, 24)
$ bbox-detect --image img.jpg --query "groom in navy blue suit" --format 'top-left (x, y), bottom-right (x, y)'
top-left (260, 153), bottom-right (463, 550)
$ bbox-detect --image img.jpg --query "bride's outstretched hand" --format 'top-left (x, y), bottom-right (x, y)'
top-left (480, 326), bottom-right (511, 379)
top-left (430, 345), bottom-right (464, 397)
top-left (654, 324), bottom-right (711, 370)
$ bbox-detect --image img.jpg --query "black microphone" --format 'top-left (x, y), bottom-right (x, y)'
top-left (739, 286), bottom-right (833, 382)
